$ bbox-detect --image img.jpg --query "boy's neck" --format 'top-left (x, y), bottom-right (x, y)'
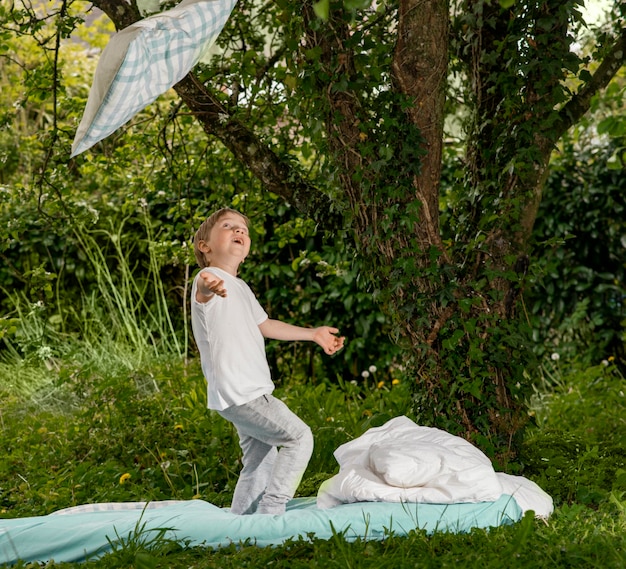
top-left (210, 261), bottom-right (239, 277)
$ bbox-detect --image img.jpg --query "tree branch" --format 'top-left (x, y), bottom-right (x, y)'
top-left (92, 0), bottom-right (140, 30)
top-left (174, 74), bottom-right (337, 225)
top-left (556, 23), bottom-right (626, 138)
top-left (89, 0), bottom-right (337, 227)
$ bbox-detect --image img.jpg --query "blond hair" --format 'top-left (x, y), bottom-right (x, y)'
top-left (193, 208), bottom-right (249, 268)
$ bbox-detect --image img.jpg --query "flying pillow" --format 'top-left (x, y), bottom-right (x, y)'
top-left (71, 0), bottom-right (237, 157)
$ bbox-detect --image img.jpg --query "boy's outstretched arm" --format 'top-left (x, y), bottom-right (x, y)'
top-left (259, 319), bottom-right (345, 356)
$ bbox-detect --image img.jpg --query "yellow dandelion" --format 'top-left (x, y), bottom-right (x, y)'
top-left (377, 380), bottom-right (385, 389)
top-left (363, 409), bottom-right (372, 417)
top-left (174, 423), bottom-right (184, 430)
top-left (609, 356), bottom-right (615, 362)
top-left (392, 378), bottom-right (400, 385)
top-left (326, 416), bottom-right (334, 422)
top-left (119, 472), bottom-right (131, 484)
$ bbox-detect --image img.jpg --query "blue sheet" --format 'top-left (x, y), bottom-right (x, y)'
top-left (0, 496), bottom-right (522, 564)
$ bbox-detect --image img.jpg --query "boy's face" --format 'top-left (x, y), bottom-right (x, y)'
top-left (204, 212), bottom-right (251, 267)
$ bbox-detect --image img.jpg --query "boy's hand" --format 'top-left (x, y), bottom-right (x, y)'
top-left (197, 270), bottom-right (227, 301)
top-left (312, 326), bottom-right (345, 356)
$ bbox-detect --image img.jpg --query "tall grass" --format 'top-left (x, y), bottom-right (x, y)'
top-left (0, 218), bottom-right (185, 400)
top-left (70, 216), bottom-right (183, 359)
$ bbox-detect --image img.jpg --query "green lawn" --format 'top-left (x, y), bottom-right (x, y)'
top-left (1, 356), bottom-right (626, 568)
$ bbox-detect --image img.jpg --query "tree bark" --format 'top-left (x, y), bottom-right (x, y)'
top-left (392, 0), bottom-right (449, 251)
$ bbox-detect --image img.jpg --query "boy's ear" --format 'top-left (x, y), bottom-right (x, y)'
top-left (198, 240), bottom-right (211, 254)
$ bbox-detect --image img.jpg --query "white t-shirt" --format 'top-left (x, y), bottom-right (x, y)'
top-left (191, 267), bottom-right (274, 410)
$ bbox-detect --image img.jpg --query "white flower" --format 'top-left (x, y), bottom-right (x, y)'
top-left (602, 360), bottom-right (609, 367)
top-left (36, 346), bottom-right (53, 360)
top-left (361, 370), bottom-right (370, 379)
top-left (550, 353), bottom-right (560, 361)
top-left (368, 365), bottom-right (377, 373)
top-left (28, 300), bottom-right (45, 316)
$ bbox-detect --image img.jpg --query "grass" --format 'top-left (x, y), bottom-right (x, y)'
top-left (1, 354), bottom-right (625, 568)
top-left (0, 355), bottom-right (412, 517)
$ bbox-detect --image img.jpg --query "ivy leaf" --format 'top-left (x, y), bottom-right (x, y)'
top-left (313, 0), bottom-right (330, 20)
top-left (606, 150), bottom-right (624, 170)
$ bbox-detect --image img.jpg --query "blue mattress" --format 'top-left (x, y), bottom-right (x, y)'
top-left (0, 496), bottom-right (522, 564)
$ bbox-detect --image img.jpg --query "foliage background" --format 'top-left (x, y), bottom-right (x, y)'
top-left (0, 0), bottom-right (624, 479)
top-left (0, 1), bottom-right (625, 566)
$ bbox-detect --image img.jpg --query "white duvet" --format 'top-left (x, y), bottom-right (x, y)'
top-left (316, 416), bottom-right (553, 518)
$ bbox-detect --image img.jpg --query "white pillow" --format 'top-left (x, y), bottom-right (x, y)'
top-left (369, 441), bottom-right (445, 487)
top-left (367, 422), bottom-right (500, 496)
top-left (71, 0), bottom-right (237, 157)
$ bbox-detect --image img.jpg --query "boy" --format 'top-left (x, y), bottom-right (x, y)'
top-left (191, 208), bottom-right (344, 515)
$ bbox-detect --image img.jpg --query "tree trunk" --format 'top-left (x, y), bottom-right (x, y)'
top-left (392, 0), bottom-right (448, 252)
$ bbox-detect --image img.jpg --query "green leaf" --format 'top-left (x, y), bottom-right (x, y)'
top-left (313, 0), bottom-right (330, 20)
top-left (135, 552), bottom-right (158, 569)
top-left (606, 151), bottom-right (623, 170)
top-left (597, 117), bottom-right (617, 135)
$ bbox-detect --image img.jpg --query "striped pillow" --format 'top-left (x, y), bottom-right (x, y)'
top-left (71, 0), bottom-right (237, 157)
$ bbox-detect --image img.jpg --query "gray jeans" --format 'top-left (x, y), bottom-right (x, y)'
top-left (217, 394), bottom-right (313, 515)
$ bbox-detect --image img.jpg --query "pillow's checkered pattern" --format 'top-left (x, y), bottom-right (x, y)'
top-left (71, 0), bottom-right (237, 157)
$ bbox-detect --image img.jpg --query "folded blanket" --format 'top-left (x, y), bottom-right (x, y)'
top-left (317, 416), bottom-right (553, 518)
